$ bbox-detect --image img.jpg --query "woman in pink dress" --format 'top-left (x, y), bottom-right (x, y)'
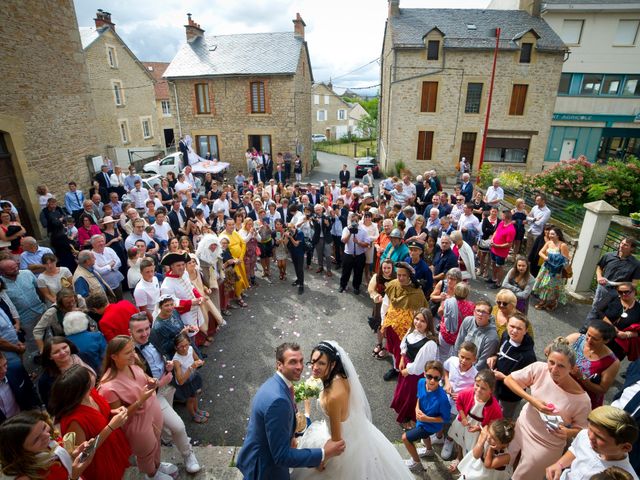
top-left (503, 338), bottom-right (591, 480)
top-left (99, 335), bottom-right (177, 480)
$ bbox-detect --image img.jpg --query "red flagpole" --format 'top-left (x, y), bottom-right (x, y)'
top-left (477, 27), bottom-right (501, 183)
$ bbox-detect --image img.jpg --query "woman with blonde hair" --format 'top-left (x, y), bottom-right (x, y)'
top-left (98, 335), bottom-right (176, 480)
top-left (239, 217), bottom-right (261, 287)
top-left (437, 281), bottom-right (475, 361)
top-left (492, 289), bottom-right (533, 340)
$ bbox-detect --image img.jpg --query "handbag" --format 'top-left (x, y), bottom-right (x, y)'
top-left (562, 264), bottom-right (573, 279)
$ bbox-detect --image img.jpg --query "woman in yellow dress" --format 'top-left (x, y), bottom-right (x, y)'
top-left (219, 217), bottom-right (249, 298)
top-left (380, 261), bottom-right (428, 381)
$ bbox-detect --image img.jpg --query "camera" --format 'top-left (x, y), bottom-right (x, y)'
top-left (348, 221), bottom-right (359, 234)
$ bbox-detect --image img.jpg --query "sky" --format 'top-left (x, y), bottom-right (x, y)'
top-left (74, 0), bottom-right (489, 95)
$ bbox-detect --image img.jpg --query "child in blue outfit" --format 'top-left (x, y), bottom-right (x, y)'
top-left (402, 360), bottom-right (451, 473)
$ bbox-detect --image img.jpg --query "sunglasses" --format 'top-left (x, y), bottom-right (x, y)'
top-left (425, 374), bottom-right (441, 382)
top-left (497, 301), bottom-right (510, 307)
top-left (618, 290), bottom-right (633, 296)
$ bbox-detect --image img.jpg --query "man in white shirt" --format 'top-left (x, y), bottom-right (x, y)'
top-left (484, 178), bottom-right (504, 207)
top-left (195, 196), bottom-right (210, 219)
top-left (545, 406), bottom-right (638, 480)
top-left (212, 193), bottom-right (230, 217)
top-left (401, 175), bottom-right (416, 204)
top-left (91, 234), bottom-right (124, 300)
top-left (133, 258), bottom-right (161, 322)
top-left (351, 180), bottom-right (364, 196)
top-left (457, 202), bottom-right (481, 246)
top-left (129, 180), bottom-right (150, 210)
top-left (152, 210), bottom-right (173, 243)
top-left (174, 173), bottom-right (193, 196)
top-left (525, 194), bottom-right (552, 255)
top-left (183, 165), bottom-right (197, 191)
top-left (330, 180), bottom-right (341, 203)
top-left (125, 219), bottom-right (158, 253)
top-left (390, 182), bottom-right (409, 207)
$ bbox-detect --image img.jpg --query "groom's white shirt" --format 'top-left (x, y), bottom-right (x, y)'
top-left (276, 371), bottom-right (293, 388)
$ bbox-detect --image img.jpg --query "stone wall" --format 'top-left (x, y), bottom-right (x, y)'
top-left (170, 43), bottom-right (312, 174)
top-left (0, 0), bottom-right (98, 236)
top-left (380, 32), bottom-right (564, 178)
top-left (84, 29), bottom-right (160, 158)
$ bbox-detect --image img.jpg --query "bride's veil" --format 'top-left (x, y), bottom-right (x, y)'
top-left (328, 341), bottom-right (372, 423)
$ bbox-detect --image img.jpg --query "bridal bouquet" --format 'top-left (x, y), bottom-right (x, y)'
top-left (293, 376), bottom-right (323, 403)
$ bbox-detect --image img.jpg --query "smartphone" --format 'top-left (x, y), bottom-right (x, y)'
top-left (79, 433), bottom-right (100, 461)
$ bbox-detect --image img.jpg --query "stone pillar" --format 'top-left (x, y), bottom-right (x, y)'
top-left (566, 200), bottom-right (619, 297)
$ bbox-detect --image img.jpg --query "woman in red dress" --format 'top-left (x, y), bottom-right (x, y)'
top-left (49, 364), bottom-right (131, 480)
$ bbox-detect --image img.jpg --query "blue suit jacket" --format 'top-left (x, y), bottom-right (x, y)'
top-left (460, 181), bottom-right (474, 203)
top-left (237, 374), bottom-right (322, 479)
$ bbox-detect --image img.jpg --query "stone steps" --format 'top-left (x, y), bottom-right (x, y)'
top-left (122, 443), bottom-right (452, 479)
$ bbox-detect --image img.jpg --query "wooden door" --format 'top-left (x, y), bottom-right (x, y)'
top-left (459, 132), bottom-right (477, 168)
top-left (0, 133), bottom-right (34, 234)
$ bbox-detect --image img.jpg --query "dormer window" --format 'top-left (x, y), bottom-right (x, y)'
top-left (427, 40), bottom-right (440, 60)
top-left (520, 43), bottom-right (533, 63)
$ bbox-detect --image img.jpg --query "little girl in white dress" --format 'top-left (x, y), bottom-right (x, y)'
top-left (458, 419), bottom-right (515, 480)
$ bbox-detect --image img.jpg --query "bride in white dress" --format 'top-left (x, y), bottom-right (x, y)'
top-left (292, 341), bottom-right (414, 479)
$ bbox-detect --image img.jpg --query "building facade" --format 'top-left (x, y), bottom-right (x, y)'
top-left (491, 0), bottom-right (640, 164)
top-left (0, 0), bottom-right (98, 236)
top-left (79, 10), bottom-right (161, 164)
top-left (164, 13), bottom-right (313, 173)
top-left (143, 62), bottom-right (177, 150)
top-left (379, 0), bottom-right (566, 178)
top-left (312, 83), bottom-right (352, 140)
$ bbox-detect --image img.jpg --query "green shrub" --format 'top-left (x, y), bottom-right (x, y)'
top-left (478, 164), bottom-right (493, 188)
top-left (528, 155), bottom-right (640, 214)
top-left (394, 160), bottom-right (406, 177)
top-left (498, 170), bottom-right (525, 191)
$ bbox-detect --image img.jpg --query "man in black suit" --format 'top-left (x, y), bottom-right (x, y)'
top-left (263, 152), bottom-right (273, 180)
top-left (338, 164), bottom-right (350, 187)
top-left (460, 173), bottom-right (473, 203)
top-left (168, 200), bottom-right (190, 236)
top-left (253, 165), bottom-right (266, 185)
top-left (274, 165), bottom-right (286, 184)
top-left (277, 199), bottom-right (294, 224)
top-left (178, 137), bottom-right (189, 163)
top-left (39, 197), bottom-right (66, 235)
top-left (306, 184), bottom-right (322, 206)
top-left (0, 352), bottom-right (40, 424)
top-left (95, 164), bottom-right (112, 202)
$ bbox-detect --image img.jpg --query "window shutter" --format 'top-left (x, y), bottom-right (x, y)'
top-left (509, 84), bottom-right (528, 115)
top-left (420, 82), bottom-right (438, 112)
top-left (417, 131), bottom-right (433, 160)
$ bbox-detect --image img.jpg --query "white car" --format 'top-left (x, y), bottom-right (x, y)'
top-left (143, 152), bottom-right (184, 176)
top-left (312, 134), bottom-right (327, 143)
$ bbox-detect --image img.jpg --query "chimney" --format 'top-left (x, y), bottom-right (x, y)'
top-left (94, 9), bottom-right (115, 31)
top-left (185, 13), bottom-right (205, 43)
top-left (389, 0), bottom-right (400, 17)
top-left (519, 0), bottom-right (542, 17)
top-left (293, 13), bottom-right (306, 39)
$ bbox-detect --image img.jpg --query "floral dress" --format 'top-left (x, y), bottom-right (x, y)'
top-left (532, 245), bottom-right (567, 305)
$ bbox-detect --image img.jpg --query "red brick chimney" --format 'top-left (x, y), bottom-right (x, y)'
top-left (293, 13), bottom-right (306, 39)
top-left (94, 9), bottom-right (115, 31)
top-left (185, 13), bottom-right (205, 43)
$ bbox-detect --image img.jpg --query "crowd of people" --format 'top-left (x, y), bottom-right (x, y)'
top-left (0, 154), bottom-right (638, 480)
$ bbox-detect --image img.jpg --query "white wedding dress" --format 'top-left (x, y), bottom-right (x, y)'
top-left (291, 342), bottom-right (413, 480)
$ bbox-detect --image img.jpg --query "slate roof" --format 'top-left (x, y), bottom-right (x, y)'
top-left (164, 32), bottom-right (304, 79)
top-left (143, 62), bottom-right (170, 99)
top-left (390, 8), bottom-right (566, 52)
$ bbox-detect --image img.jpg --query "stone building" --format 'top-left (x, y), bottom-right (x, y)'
top-left (164, 13), bottom-right (313, 172)
top-left (79, 10), bottom-right (161, 164)
top-left (0, 0), bottom-right (98, 236)
top-left (491, 0), bottom-right (640, 164)
top-left (379, 0), bottom-right (566, 178)
top-left (312, 83), bottom-right (352, 140)
top-left (143, 61), bottom-right (177, 150)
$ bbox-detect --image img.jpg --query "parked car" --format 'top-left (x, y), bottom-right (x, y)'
top-left (140, 173), bottom-right (162, 191)
top-left (311, 134), bottom-right (327, 143)
top-left (142, 152), bottom-right (184, 176)
top-left (354, 157), bottom-right (381, 178)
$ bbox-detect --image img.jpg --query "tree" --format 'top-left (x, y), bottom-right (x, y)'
top-left (356, 113), bottom-right (377, 139)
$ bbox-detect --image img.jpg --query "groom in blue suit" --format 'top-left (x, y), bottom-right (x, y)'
top-left (237, 343), bottom-right (345, 479)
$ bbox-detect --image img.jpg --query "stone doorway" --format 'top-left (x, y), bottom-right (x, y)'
top-left (459, 132), bottom-right (477, 169)
top-left (0, 133), bottom-right (34, 235)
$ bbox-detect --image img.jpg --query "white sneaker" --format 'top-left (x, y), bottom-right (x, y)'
top-left (441, 438), bottom-right (454, 460)
top-left (158, 462), bottom-right (178, 476)
top-left (184, 453), bottom-right (201, 474)
top-left (416, 447), bottom-right (434, 458)
top-left (404, 459), bottom-right (425, 473)
top-left (144, 471), bottom-right (172, 480)
top-left (430, 433), bottom-right (444, 445)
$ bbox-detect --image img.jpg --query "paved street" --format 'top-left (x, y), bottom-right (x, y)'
top-left (175, 153), bottom-right (608, 450)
